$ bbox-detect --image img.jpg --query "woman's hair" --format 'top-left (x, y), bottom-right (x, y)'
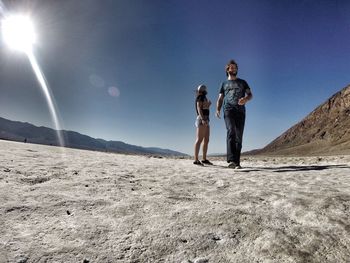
top-left (197, 84), bottom-right (207, 93)
top-left (196, 84), bottom-right (207, 97)
top-left (225, 59), bottom-right (238, 76)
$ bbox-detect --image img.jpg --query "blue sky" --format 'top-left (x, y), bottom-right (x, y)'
top-left (0, 0), bottom-right (349, 155)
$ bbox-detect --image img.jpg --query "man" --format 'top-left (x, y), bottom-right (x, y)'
top-left (216, 59), bottom-right (253, 169)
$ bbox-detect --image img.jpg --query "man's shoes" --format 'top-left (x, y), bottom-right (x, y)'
top-left (201, 159), bottom-right (213, 165)
top-left (228, 162), bottom-right (241, 169)
top-left (193, 160), bottom-right (204, 166)
top-left (228, 162), bottom-right (237, 168)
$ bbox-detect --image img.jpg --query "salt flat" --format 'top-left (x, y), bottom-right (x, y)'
top-left (0, 140), bottom-right (350, 263)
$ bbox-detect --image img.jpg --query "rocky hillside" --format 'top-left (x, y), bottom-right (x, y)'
top-left (258, 85), bottom-right (350, 156)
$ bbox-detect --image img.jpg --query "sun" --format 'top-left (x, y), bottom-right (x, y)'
top-left (1, 14), bottom-right (36, 53)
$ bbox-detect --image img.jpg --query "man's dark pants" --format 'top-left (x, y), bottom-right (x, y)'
top-left (224, 108), bottom-right (246, 165)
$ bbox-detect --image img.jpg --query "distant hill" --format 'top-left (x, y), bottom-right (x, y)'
top-left (251, 84), bottom-right (350, 156)
top-left (0, 117), bottom-right (187, 156)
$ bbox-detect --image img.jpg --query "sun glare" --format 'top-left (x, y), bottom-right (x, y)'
top-left (1, 14), bottom-right (36, 52)
top-left (1, 12), bottom-right (64, 147)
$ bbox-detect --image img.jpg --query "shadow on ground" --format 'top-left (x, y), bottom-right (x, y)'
top-left (242, 164), bottom-right (350, 173)
top-left (209, 164), bottom-right (350, 173)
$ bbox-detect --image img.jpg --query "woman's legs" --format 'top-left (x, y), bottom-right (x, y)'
top-left (202, 125), bottom-right (210, 160)
top-left (194, 125), bottom-right (205, 161)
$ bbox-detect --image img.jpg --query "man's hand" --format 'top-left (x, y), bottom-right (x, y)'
top-left (216, 110), bottom-right (221, 119)
top-left (238, 97), bottom-right (248, 105)
top-left (238, 97), bottom-right (247, 106)
top-left (239, 93), bottom-right (253, 105)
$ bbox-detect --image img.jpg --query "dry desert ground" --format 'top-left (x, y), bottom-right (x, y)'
top-left (1, 140), bottom-right (350, 263)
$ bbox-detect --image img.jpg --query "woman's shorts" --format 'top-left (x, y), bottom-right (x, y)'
top-left (195, 115), bottom-right (210, 128)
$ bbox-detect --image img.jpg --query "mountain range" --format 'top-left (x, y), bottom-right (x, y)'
top-left (0, 117), bottom-right (186, 156)
top-left (252, 84), bottom-right (350, 156)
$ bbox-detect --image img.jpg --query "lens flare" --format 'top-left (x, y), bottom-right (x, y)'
top-left (108, 86), bottom-right (120, 97)
top-left (27, 51), bottom-right (65, 146)
top-left (1, 15), bottom-right (36, 52)
top-left (89, 74), bottom-right (105, 88)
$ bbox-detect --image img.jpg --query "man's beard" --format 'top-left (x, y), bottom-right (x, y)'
top-left (228, 71), bottom-right (237, 77)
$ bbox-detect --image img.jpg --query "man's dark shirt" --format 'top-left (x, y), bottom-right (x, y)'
top-left (219, 78), bottom-right (251, 111)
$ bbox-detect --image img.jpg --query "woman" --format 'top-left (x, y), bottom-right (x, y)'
top-left (194, 84), bottom-right (213, 165)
